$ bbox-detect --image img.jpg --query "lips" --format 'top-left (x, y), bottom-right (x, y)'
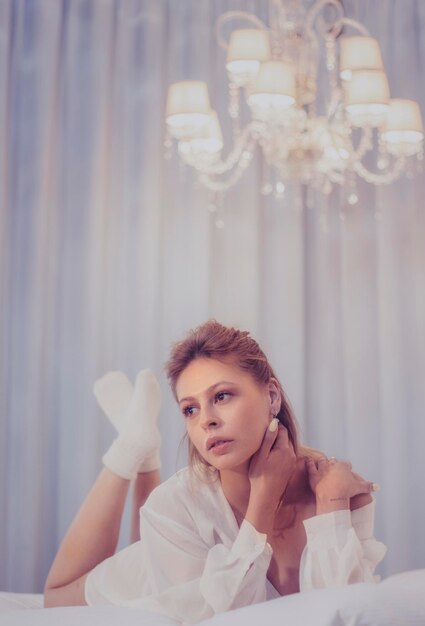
top-left (206, 436), bottom-right (233, 451)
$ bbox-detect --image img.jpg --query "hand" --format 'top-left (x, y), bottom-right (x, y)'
top-left (246, 421), bottom-right (297, 532)
top-left (306, 457), bottom-right (377, 513)
top-left (349, 471), bottom-right (375, 510)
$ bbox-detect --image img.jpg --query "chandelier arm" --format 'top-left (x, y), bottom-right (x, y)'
top-left (305, 0), bottom-right (344, 40)
top-left (354, 157), bottom-right (406, 185)
top-left (215, 11), bottom-right (269, 51)
top-left (198, 146), bottom-right (255, 191)
top-left (340, 17), bottom-right (370, 37)
top-left (326, 89), bottom-right (343, 120)
top-left (183, 123), bottom-right (257, 176)
top-left (349, 126), bottom-right (373, 162)
top-left (198, 169), bottom-right (245, 192)
top-left (328, 171), bottom-right (345, 184)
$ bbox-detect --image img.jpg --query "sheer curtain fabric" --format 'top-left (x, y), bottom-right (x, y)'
top-left (0, 0), bottom-right (424, 592)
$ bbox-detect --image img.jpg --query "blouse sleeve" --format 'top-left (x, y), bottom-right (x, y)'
top-left (299, 498), bottom-right (387, 592)
top-left (85, 493), bottom-right (272, 625)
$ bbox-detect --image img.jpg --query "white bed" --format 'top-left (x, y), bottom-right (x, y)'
top-left (1, 569), bottom-right (424, 626)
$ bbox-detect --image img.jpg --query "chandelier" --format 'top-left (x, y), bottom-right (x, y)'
top-left (164, 0), bottom-right (424, 203)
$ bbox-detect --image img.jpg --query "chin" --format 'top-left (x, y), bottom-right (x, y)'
top-left (209, 452), bottom-right (252, 473)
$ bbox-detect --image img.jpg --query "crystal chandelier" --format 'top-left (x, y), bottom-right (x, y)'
top-left (165, 0), bottom-right (424, 202)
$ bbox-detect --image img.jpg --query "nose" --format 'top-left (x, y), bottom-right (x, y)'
top-left (199, 406), bottom-right (221, 430)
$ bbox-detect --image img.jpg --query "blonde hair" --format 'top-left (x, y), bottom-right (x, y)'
top-left (165, 320), bottom-right (300, 479)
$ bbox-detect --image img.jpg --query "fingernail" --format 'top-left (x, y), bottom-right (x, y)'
top-left (269, 418), bottom-right (278, 432)
top-left (372, 482), bottom-right (381, 491)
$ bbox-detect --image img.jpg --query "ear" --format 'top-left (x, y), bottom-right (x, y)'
top-left (267, 378), bottom-right (281, 416)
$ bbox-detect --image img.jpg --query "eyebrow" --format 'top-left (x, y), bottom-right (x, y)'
top-left (178, 381), bottom-right (236, 405)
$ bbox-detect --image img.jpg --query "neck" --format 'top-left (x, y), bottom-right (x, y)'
top-left (219, 463), bottom-right (251, 522)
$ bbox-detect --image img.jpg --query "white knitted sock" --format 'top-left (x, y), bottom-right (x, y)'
top-left (95, 369), bottom-right (162, 478)
top-left (93, 371), bottom-right (133, 431)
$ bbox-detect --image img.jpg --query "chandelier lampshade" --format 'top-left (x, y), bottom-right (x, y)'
top-left (340, 36), bottom-right (384, 81)
top-left (166, 81), bottom-right (211, 137)
top-left (382, 99), bottom-right (424, 156)
top-left (226, 29), bottom-right (271, 85)
top-left (178, 110), bottom-right (224, 158)
top-left (344, 69), bottom-right (390, 126)
top-left (247, 61), bottom-right (296, 110)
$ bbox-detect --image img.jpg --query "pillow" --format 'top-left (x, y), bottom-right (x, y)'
top-left (200, 569), bottom-right (425, 626)
top-left (339, 568), bottom-right (425, 626)
top-left (200, 583), bottom-right (368, 626)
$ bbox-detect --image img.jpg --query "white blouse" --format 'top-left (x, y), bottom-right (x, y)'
top-left (85, 467), bottom-right (387, 625)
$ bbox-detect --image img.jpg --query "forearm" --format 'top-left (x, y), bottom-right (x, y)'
top-left (245, 497), bottom-right (277, 537)
top-left (315, 493), bottom-right (349, 515)
top-left (44, 468), bottom-right (130, 603)
top-left (130, 469), bottom-right (161, 542)
top-left (350, 492), bottom-right (372, 510)
top-left (315, 491), bottom-right (372, 515)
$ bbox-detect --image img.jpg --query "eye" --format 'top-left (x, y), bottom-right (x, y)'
top-left (215, 391), bottom-right (232, 403)
top-left (182, 405), bottom-right (197, 418)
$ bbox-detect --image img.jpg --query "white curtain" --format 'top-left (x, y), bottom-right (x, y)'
top-left (0, 0), bottom-right (424, 593)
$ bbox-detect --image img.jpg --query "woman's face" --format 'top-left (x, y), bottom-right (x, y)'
top-left (175, 357), bottom-right (280, 472)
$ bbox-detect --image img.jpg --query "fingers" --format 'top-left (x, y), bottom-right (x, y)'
top-left (304, 452), bottom-right (383, 502)
top-left (328, 457), bottom-right (352, 469)
top-left (271, 426), bottom-right (297, 475)
top-left (271, 421), bottom-right (288, 446)
top-left (271, 423), bottom-right (295, 453)
top-left (366, 481), bottom-right (381, 492)
top-left (347, 469), bottom-right (380, 493)
top-left (317, 457), bottom-right (328, 470)
top-left (305, 456), bottom-right (318, 476)
top-left (260, 420), bottom-right (296, 461)
top-left (307, 456), bottom-right (352, 474)
top-left (258, 418), bottom-right (280, 458)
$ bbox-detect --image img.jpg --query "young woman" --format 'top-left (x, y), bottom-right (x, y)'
top-left (44, 320), bottom-right (386, 624)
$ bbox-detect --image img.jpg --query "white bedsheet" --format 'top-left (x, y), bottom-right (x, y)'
top-left (1, 569), bottom-right (424, 626)
top-left (0, 606), bottom-right (177, 626)
top-left (0, 592), bottom-right (43, 611)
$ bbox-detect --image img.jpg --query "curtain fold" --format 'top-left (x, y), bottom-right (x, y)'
top-left (0, 0), bottom-right (424, 592)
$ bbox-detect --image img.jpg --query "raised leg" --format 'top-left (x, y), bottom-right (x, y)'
top-left (44, 469), bottom-right (130, 606)
top-left (130, 469), bottom-right (161, 542)
top-left (44, 368), bottom-right (163, 607)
